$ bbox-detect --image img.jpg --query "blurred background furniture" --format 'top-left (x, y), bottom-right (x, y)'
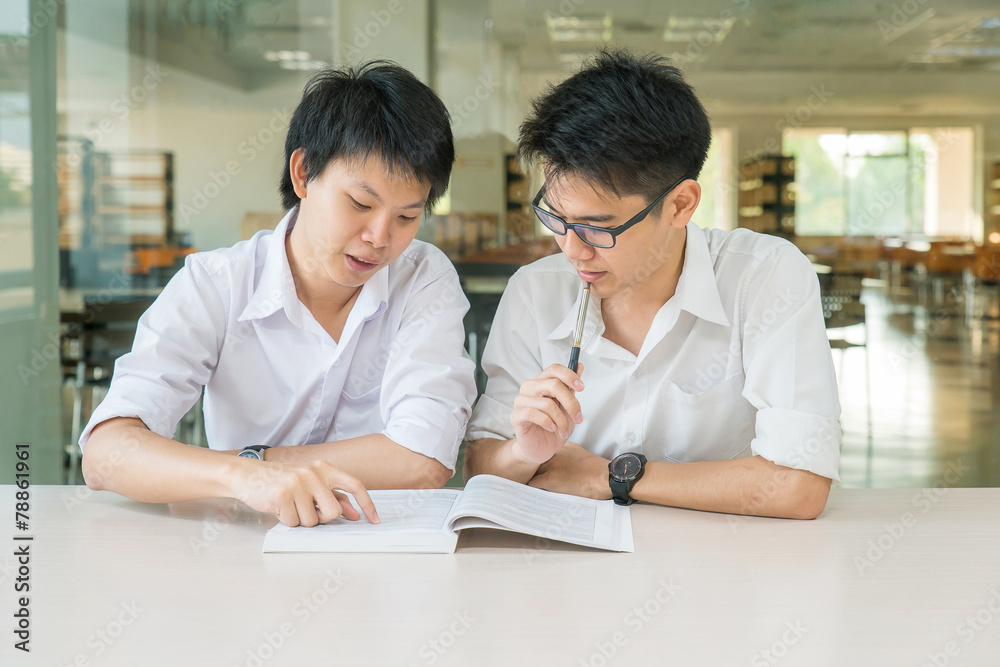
top-left (60, 296), bottom-right (153, 484)
top-left (453, 261), bottom-right (522, 394)
top-left (60, 291), bottom-right (206, 483)
top-left (819, 271), bottom-right (872, 483)
top-left (738, 154), bottom-right (796, 237)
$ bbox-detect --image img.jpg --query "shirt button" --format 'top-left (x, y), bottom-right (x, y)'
top-left (628, 432), bottom-right (637, 444)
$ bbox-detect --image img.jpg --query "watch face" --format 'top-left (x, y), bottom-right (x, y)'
top-left (611, 454), bottom-right (642, 480)
top-left (237, 449), bottom-right (262, 460)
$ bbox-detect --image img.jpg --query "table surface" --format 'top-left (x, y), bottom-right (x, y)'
top-left (3, 486), bottom-right (999, 666)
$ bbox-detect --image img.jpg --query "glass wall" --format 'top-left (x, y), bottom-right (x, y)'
top-left (0, 0), bottom-right (61, 483)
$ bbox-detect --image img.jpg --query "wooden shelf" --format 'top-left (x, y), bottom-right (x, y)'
top-left (97, 205), bottom-right (171, 216)
top-left (505, 153), bottom-right (532, 244)
top-left (738, 155), bottom-right (795, 237)
top-left (56, 140), bottom-right (178, 284)
top-left (987, 161), bottom-right (1000, 243)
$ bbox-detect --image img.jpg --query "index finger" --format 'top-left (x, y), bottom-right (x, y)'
top-left (325, 469), bottom-right (380, 524)
top-left (540, 362), bottom-right (586, 391)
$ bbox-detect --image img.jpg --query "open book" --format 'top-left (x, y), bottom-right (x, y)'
top-left (262, 474), bottom-right (633, 554)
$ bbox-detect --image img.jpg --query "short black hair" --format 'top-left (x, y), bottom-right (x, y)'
top-left (518, 49), bottom-right (711, 209)
top-left (280, 61), bottom-right (454, 212)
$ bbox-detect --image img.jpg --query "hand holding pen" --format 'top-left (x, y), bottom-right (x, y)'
top-left (509, 281), bottom-right (590, 466)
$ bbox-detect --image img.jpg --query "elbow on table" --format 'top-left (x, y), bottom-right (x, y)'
top-left (784, 471), bottom-right (832, 520)
top-left (80, 444), bottom-right (109, 492)
top-left (79, 418), bottom-right (133, 492)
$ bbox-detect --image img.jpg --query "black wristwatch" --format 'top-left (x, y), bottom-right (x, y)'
top-left (237, 445), bottom-right (271, 460)
top-left (609, 452), bottom-right (647, 506)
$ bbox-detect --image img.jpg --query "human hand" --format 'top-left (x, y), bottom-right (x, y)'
top-left (528, 442), bottom-right (612, 500)
top-left (233, 459), bottom-right (380, 527)
top-left (510, 363), bottom-right (585, 466)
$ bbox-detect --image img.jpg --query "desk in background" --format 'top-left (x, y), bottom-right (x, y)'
top-left (2, 486), bottom-right (998, 665)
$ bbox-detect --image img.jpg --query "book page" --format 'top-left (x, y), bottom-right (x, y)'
top-left (448, 475), bottom-right (633, 552)
top-left (332, 489), bottom-right (461, 532)
top-left (263, 489), bottom-right (462, 553)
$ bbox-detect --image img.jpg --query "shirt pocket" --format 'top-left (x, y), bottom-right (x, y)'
top-left (334, 383), bottom-right (383, 440)
top-left (658, 375), bottom-right (755, 463)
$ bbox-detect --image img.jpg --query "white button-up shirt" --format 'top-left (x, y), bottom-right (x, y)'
top-left (467, 224), bottom-right (842, 481)
top-left (81, 208), bottom-right (477, 471)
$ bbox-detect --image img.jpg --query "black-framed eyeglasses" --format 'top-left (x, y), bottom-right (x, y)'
top-left (531, 175), bottom-right (689, 249)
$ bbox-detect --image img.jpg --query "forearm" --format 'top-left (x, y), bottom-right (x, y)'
top-left (264, 434), bottom-right (451, 489)
top-left (463, 437), bottom-right (542, 485)
top-left (82, 417), bottom-right (246, 503)
top-left (631, 455), bottom-right (831, 520)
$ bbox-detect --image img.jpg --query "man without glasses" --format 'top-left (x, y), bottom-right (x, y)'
top-left (81, 61), bottom-right (477, 527)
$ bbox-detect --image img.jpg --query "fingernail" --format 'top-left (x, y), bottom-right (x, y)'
top-left (548, 423), bottom-right (557, 432)
top-left (575, 412), bottom-right (583, 423)
top-left (574, 380), bottom-right (584, 391)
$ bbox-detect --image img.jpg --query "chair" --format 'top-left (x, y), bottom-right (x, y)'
top-left (921, 241), bottom-right (976, 313)
top-left (453, 262), bottom-right (521, 394)
top-left (821, 272), bottom-right (873, 484)
top-left (61, 298), bottom-right (151, 484)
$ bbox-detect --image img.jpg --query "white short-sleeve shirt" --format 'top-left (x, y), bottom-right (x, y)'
top-left (81, 207), bottom-right (478, 472)
top-left (467, 223), bottom-right (842, 482)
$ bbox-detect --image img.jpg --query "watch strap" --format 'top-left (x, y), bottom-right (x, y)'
top-left (609, 477), bottom-right (635, 506)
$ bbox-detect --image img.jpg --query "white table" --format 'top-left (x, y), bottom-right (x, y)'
top-left (2, 486), bottom-right (999, 666)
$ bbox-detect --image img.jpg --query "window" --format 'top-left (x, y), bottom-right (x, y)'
top-left (783, 128), bottom-right (978, 239)
top-left (695, 127), bottom-right (734, 230)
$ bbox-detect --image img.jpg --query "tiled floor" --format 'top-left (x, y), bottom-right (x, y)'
top-left (836, 279), bottom-right (1000, 489)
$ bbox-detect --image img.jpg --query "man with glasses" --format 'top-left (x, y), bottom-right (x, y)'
top-left (464, 50), bottom-right (841, 519)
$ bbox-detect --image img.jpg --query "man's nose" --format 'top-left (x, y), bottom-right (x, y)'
top-left (561, 227), bottom-right (596, 261)
top-left (362, 215), bottom-right (391, 248)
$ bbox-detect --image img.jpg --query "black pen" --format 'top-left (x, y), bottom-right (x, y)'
top-left (567, 282), bottom-right (591, 374)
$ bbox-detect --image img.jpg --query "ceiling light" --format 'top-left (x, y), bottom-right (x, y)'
top-left (279, 60), bottom-right (327, 71)
top-left (545, 12), bottom-right (612, 43)
top-left (928, 46), bottom-right (1000, 57)
top-left (264, 50), bottom-right (313, 62)
top-left (663, 16), bottom-right (735, 44)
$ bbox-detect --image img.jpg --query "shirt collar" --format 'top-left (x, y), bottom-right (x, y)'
top-left (674, 224), bottom-right (731, 328)
top-left (238, 207), bottom-right (389, 326)
top-left (545, 223), bottom-right (730, 342)
top-left (353, 264), bottom-right (390, 322)
top-left (239, 208), bottom-right (297, 323)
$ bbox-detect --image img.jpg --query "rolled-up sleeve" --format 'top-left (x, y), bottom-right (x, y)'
top-left (740, 247), bottom-right (842, 482)
top-left (78, 255), bottom-right (226, 449)
top-left (379, 267), bottom-right (477, 472)
top-left (466, 274), bottom-right (541, 443)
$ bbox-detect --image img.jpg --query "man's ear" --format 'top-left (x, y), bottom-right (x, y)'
top-left (289, 148), bottom-right (309, 199)
top-left (669, 180), bottom-right (701, 228)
